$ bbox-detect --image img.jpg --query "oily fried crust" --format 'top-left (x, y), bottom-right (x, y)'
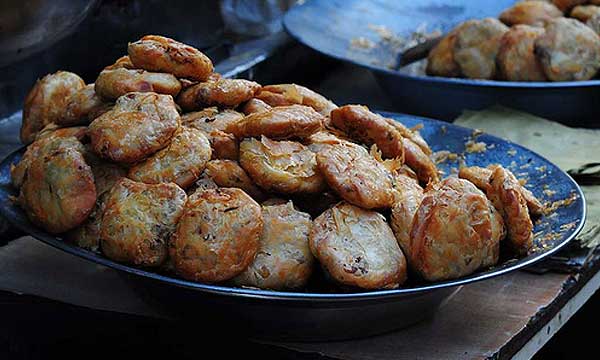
top-left (58, 84), bottom-right (112, 126)
top-left (233, 201), bottom-right (314, 290)
top-left (181, 108), bottom-right (243, 160)
top-left (534, 18), bottom-right (600, 81)
top-left (128, 35), bottom-right (214, 81)
top-left (231, 105), bottom-right (324, 140)
top-left (95, 68), bottom-right (181, 100)
top-left (330, 105), bottom-right (404, 160)
top-left (239, 137), bottom-right (326, 194)
top-left (487, 166), bottom-right (534, 256)
top-left (21, 71), bottom-right (86, 144)
top-left (169, 188), bottom-right (263, 283)
top-left (390, 174), bottom-right (424, 258)
top-left (499, 1), bottom-right (563, 26)
top-left (88, 92), bottom-right (180, 163)
top-left (497, 25), bottom-right (547, 81)
top-left (384, 118), bottom-right (432, 156)
top-left (241, 98), bottom-right (272, 115)
top-left (176, 77), bottom-right (261, 111)
top-left (256, 84), bottom-right (338, 116)
top-left (128, 127), bottom-right (212, 188)
top-left (203, 160), bottom-right (267, 202)
top-left (309, 202), bottom-right (407, 289)
top-left (409, 178), bottom-right (505, 281)
top-left (426, 27), bottom-right (463, 77)
top-left (100, 178), bottom-right (187, 266)
top-left (403, 138), bottom-right (439, 185)
top-left (316, 142), bottom-right (394, 209)
top-left (18, 137), bottom-right (96, 234)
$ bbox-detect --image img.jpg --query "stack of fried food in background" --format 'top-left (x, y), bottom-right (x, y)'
top-left (427, 0), bottom-right (600, 81)
top-left (10, 35), bottom-right (545, 292)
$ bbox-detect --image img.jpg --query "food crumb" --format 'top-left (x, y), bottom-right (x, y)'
top-left (543, 189), bottom-right (557, 197)
top-left (465, 140), bottom-right (486, 153)
top-left (350, 37), bottom-right (376, 50)
top-left (507, 149), bottom-right (517, 156)
top-left (536, 166), bottom-right (547, 173)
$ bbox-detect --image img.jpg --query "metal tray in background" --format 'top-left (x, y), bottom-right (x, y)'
top-left (0, 113), bottom-right (585, 341)
top-left (283, 0), bottom-right (600, 127)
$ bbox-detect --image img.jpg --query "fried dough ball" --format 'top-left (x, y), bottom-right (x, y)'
top-left (181, 107), bottom-right (243, 160)
top-left (487, 166), bottom-right (534, 255)
top-left (409, 178), bottom-right (505, 281)
top-left (89, 92), bottom-right (180, 163)
top-left (169, 188), bottom-right (263, 283)
top-left (203, 159), bottom-right (267, 202)
top-left (570, 5), bottom-right (600, 22)
top-left (11, 125), bottom-right (88, 188)
top-left (241, 98), bottom-right (272, 115)
top-left (310, 202), bottom-right (407, 289)
top-left (553, 0), bottom-right (587, 12)
top-left (21, 71), bottom-right (86, 144)
top-left (231, 104), bottom-right (324, 140)
top-left (403, 137), bottom-right (439, 185)
top-left (18, 137), bottom-right (96, 234)
top-left (458, 165), bottom-right (545, 215)
top-left (497, 25), bottom-right (548, 81)
top-left (426, 25), bottom-right (465, 77)
top-left (534, 18), bottom-right (600, 81)
top-left (587, 12), bottom-right (600, 34)
top-left (239, 136), bottom-right (326, 194)
top-left (100, 178), bottom-right (186, 266)
top-left (66, 152), bottom-right (127, 251)
top-left (453, 18), bottom-right (509, 79)
top-left (390, 173), bottom-right (424, 257)
top-left (255, 84), bottom-right (338, 116)
top-left (499, 1), bottom-right (563, 26)
top-left (316, 141), bottom-right (395, 209)
top-left (128, 127), bottom-right (211, 188)
top-left (128, 35), bottom-right (214, 81)
top-left (384, 118), bottom-right (432, 156)
top-left (330, 105), bottom-right (404, 160)
top-left (57, 84), bottom-right (113, 126)
top-left (177, 77), bottom-right (261, 111)
top-left (95, 67), bottom-right (181, 100)
top-left (233, 200), bottom-right (314, 290)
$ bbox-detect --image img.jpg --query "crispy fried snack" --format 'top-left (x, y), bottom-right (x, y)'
top-left (390, 173), bottom-right (424, 258)
top-left (95, 67), bottom-right (181, 100)
top-left (487, 166), bottom-right (534, 256)
top-left (535, 18), bottom-right (600, 81)
top-left (21, 71), bottom-right (85, 144)
top-left (570, 5), bottom-right (600, 22)
top-left (241, 98), bottom-right (272, 115)
top-left (553, 0), bottom-right (587, 12)
top-left (453, 18), bottom-right (509, 79)
top-left (170, 188), bottom-right (263, 283)
top-left (239, 136), bottom-right (326, 194)
top-left (233, 200), bottom-right (314, 290)
top-left (128, 35), bottom-right (214, 81)
top-left (330, 105), bottom-right (404, 160)
top-left (128, 127), bottom-right (211, 188)
top-left (181, 107), bottom-right (243, 160)
top-left (203, 159), bottom-right (267, 202)
top-left (426, 25), bottom-right (465, 77)
top-left (409, 178), bottom-right (505, 281)
top-left (310, 202), bottom-right (407, 289)
top-left (18, 137), bottom-right (96, 234)
top-left (499, 1), bottom-right (563, 26)
top-left (89, 92), bottom-right (180, 163)
top-left (316, 141), bottom-right (394, 209)
top-left (177, 77), bottom-right (261, 111)
top-left (384, 118), bottom-right (432, 156)
top-left (58, 84), bottom-right (113, 126)
top-left (497, 25), bottom-right (547, 81)
top-left (230, 105), bottom-right (324, 140)
top-left (402, 137), bottom-right (439, 185)
top-left (100, 178), bottom-right (186, 266)
top-left (256, 84), bottom-right (338, 116)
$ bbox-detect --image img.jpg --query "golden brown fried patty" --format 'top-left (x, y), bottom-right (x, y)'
top-left (100, 178), bottom-right (186, 266)
top-left (128, 35), bottom-right (214, 81)
top-left (239, 136), bottom-right (326, 194)
top-left (570, 4), bottom-right (600, 22)
top-left (409, 178), bottom-right (505, 281)
top-left (170, 188), bottom-right (263, 283)
top-left (499, 1), bottom-right (563, 26)
top-left (316, 141), bottom-right (395, 209)
top-left (390, 173), bottom-right (424, 258)
top-left (330, 105), bottom-right (404, 160)
top-left (181, 108), bottom-right (243, 160)
top-left (426, 26), bottom-right (464, 77)
top-left (58, 84), bottom-right (112, 126)
top-left (95, 67), bottom-right (181, 100)
top-left (402, 137), bottom-right (439, 185)
top-left (203, 159), bottom-right (267, 202)
top-left (241, 98), bottom-right (272, 115)
top-left (21, 71), bottom-right (85, 144)
top-left (177, 77), bottom-right (261, 111)
top-left (553, 0), bottom-right (587, 12)
top-left (231, 105), bottom-right (324, 140)
top-left (310, 202), bottom-right (407, 289)
top-left (89, 92), bottom-right (180, 163)
top-left (535, 18), bottom-right (600, 81)
top-left (18, 137), bottom-right (96, 234)
top-left (233, 200), bottom-right (314, 289)
top-left (128, 127), bottom-right (212, 188)
top-left (497, 25), bottom-right (547, 81)
top-left (256, 84), bottom-right (338, 116)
